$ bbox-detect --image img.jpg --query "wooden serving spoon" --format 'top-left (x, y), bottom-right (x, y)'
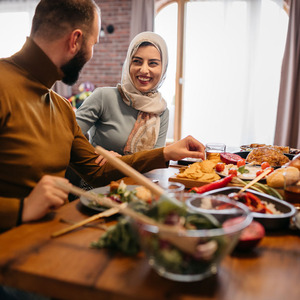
top-left (53, 180), bottom-right (207, 256)
top-left (93, 146), bottom-right (222, 257)
top-left (237, 168), bottom-right (272, 195)
top-left (53, 146), bottom-right (220, 257)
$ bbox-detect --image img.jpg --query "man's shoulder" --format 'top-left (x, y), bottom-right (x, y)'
top-left (0, 57), bottom-right (17, 74)
top-left (50, 90), bottom-right (74, 110)
top-left (0, 58), bottom-right (26, 90)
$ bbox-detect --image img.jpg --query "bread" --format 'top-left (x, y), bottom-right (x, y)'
top-left (134, 186), bottom-right (153, 203)
top-left (266, 166), bottom-right (300, 188)
top-left (246, 146), bottom-right (289, 167)
top-left (285, 153), bottom-right (300, 170)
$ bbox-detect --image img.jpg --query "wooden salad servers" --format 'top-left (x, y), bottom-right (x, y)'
top-left (52, 146), bottom-right (217, 257)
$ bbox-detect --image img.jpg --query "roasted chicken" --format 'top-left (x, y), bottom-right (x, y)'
top-left (246, 146), bottom-right (289, 167)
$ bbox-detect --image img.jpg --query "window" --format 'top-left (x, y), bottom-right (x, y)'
top-left (155, 0), bottom-right (288, 147)
top-left (0, 12), bottom-right (31, 58)
top-left (0, 1), bottom-right (38, 58)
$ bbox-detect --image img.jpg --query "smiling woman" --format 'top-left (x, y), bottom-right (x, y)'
top-left (76, 31), bottom-right (170, 156)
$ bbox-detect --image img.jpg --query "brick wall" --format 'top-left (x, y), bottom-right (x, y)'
top-left (72, 0), bottom-right (132, 95)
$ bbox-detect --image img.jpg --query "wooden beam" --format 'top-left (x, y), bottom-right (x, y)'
top-left (174, 0), bottom-right (185, 141)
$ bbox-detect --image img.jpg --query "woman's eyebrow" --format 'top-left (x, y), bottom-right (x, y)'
top-left (132, 56), bottom-right (161, 62)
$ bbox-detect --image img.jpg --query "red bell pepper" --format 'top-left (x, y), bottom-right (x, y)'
top-left (246, 192), bottom-right (273, 214)
top-left (189, 174), bottom-right (234, 194)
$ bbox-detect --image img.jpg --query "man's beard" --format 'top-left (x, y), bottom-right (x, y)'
top-left (61, 48), bottom-right (87, 85)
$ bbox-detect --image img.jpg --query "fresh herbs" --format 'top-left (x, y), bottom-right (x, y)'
top-left (238, 165), bottom-right (250, 174)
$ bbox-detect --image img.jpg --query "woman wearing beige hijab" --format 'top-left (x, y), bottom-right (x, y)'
top-left (76, 31), bottom-right (169, 158)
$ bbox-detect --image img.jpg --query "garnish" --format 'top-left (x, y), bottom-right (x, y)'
top-left (238, 165), bottom-right (249, 174)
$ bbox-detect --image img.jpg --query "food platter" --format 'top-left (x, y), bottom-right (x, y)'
top-left (240, 145), bottom-right (300, 155)
top-left (234, 151), bottom-right (294, 161)
top-left (186, 186), bottom-right (296, 230)
top-left (80, 185), bottom-right (139, 211)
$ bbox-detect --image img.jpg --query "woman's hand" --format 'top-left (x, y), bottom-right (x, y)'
top-left (95, 150), bottom-right (122, 166)
top-left (22, 175), bottom-right (70, 223)
top-left (163, 135), bottom-right (205, 162)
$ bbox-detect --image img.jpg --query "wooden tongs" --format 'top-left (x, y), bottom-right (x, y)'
top-left (51, 146), bottom-right (210, 257)
top-left (237, 168), bottom-right (272, 195)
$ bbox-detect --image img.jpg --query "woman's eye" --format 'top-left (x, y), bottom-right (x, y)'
top-left (132, 59), bottom-right (142, 64)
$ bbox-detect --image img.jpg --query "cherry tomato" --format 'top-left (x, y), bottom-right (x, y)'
top-left (228, 169), bottom-right (238, 177)
top-left (237, 159), bottom-right (246, 168)
top-left (216, 163), bottom-right (225, 172)
top-left (261, 162), bottom-right (271, 170)
top-left (256, 170), bottom-right (264, 177)
top-left (265, 166), bottom-right (274, 174)
top-left (256, 167), bottom-right (274, 177)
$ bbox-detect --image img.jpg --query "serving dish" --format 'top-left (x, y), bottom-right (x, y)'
top-left (80, 185), bottom-right (139, 211)
top-left (240, 145), bottom-right (300, 155)
top-left (235, 151), bottom-right (295, 161)
top-left (217, 164), bottom-right (263, 181)
top-left (186, 187), bottom-right (296, 230)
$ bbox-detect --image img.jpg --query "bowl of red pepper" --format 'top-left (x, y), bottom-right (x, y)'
top-left (187, 187), bottom-right (296, 230)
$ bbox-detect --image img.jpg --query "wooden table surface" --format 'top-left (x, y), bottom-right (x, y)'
top-left (0, 166), bottom-right (300, 300)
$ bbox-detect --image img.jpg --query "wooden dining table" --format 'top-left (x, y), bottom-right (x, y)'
top-left (0, 165), bottom-right (300, 300)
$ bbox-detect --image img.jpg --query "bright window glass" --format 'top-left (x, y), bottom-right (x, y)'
top-left (0, 12), bottom-right (31, 58)
top-left (155, 0), bottom-right (288, 147)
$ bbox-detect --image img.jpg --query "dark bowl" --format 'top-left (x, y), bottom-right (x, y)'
top-left (186, 187), bottom-right (296, 230)
top-left (234, 151), bottom-right (294, 161)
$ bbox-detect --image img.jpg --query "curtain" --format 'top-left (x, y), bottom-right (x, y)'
top-left (274, 0), bottom-right (300, 149)
top-left (130, 0), bottom-right (154, 40)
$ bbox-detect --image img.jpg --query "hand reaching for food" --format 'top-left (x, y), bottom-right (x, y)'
top-left (163, 135), bottom-right (205, 162)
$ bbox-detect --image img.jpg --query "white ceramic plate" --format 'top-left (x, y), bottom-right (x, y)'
top-left (217, 164), bottom-right (262, 180)
top-left (80, 185), bottom-right (139, 211)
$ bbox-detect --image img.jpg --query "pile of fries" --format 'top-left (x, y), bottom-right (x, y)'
top-left (177, 160), bottom-right (220, 182)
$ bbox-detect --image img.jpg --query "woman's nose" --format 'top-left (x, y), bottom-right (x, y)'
top-left (139, 62), bottom-right (149, 74)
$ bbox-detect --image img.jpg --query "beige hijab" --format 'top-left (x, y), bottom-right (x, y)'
top-left (117, 31), bottom-right (168, 154)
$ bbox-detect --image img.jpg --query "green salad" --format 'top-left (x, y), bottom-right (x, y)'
top-left (91, 188), bottom-right (229, 277)
top-left (89, 181), bottom-right (152, 210)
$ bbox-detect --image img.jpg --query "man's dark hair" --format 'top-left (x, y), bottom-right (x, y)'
top-left (30, 0), bottom-right (100, 40)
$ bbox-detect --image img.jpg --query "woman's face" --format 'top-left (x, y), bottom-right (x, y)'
top-left (129, 45), bottom-right (162, 93)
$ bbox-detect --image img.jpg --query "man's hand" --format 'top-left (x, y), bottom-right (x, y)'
top-left (22, 175), bottom-right (70, 223)
top-left (163, 135), bottom-right (205, 162)
top-left (95, 150), bottom-right (122, 166)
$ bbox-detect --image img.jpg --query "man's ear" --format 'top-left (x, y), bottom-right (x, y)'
top-left (68, 29), bottom-right (83, 55)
